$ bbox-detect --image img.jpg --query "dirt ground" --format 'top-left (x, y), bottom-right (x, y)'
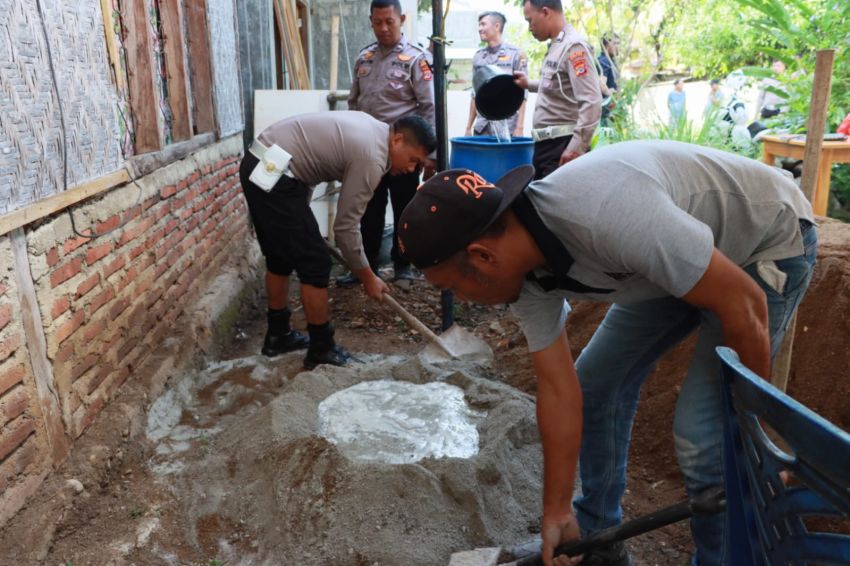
top-left (1, 220), bottom-right (848, 565)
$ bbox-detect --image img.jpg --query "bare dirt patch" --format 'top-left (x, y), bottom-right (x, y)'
top-left (1, 221), bottom-right (847, 566)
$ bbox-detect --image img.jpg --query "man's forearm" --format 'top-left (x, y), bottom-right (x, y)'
top-left (532, 332), bottom-right (583, 518)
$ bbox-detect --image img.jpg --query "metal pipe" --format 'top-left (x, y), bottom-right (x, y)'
top-left (431, 0), bottom-right (454, 330)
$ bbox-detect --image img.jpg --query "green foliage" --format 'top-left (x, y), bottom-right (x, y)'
top-left (594, 105), bottom-right (759, 160)
top-left (830, 164), bottom-right (850, 221)
top-left (729, 0), bottom-right (850, 218)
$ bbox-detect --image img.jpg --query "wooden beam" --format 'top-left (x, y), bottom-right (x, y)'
top-left (0, 170), bottom-right (130, 237)
top-left (800, 50), bottom-right (835, 202)
top-left (98, 0), bottom-right (125, 91)
top-left (120, 0), bottom-right (162, 153)
top-left (160, 0), bottom-right (192, 142)
top-left (185, 0), bottom-right (216, 134)
top-left (329, 14), bottom-right (340, 92)
top-left (771, 49), bottom-right (835, 392)
top-left (11, 229), bottom-right (70, 464)
top-left (128, 132), bottom-right (215, 177)
top-left (273, 0), bottom-right (296, 89)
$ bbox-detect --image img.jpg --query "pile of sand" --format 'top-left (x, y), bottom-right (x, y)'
top-left (170, 356), bottom-right (544, 564)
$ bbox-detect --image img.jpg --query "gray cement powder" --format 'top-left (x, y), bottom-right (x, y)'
top-left (165, 355), bottom-right (543, 564)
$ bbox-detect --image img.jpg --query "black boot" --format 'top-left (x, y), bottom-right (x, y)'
top-left (303, 322), bottom-right (351, 370)
top-left (261, 308), bottom-right (309, 357)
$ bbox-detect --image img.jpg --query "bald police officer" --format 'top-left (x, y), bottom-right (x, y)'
top-left (465, 11), bottom-right (529, 138)
top-left (240, 112), bottom-right (435, 369)
top-left (515, 0), bottom-right (602, 179)
top-left (342, 0), bottom-right (436, 284)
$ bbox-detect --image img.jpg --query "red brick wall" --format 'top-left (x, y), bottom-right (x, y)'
top-left (39, 152), bottom-right (247, 436)
top-left (0, 137), bottom-right (251, 523)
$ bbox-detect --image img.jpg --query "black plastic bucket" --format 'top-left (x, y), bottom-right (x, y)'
top-left (472, 65), bottom-right (525, 121)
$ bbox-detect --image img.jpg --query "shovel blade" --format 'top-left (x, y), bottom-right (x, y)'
top-left (421, 324), bottom-right (493, 365)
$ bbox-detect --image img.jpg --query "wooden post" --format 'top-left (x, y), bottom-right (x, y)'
top-left (329, 14), bottom-right (340, 92)
top-left (120, 0), bottom-right (161, 153)
top-left (184, 0), bottom-right (216, 134)
top-left (771, 49), bottom-right (835, 391)
top-left (160, 0), bottom-right (193, 141)
top-left (326, 13), bottom-right (341, 242)
top-left (799, 50), bottom-right (835, 203)
top-left (99, 0), bottom-right (125, 91)
top-left (11, 230), bottom-right (70, 463)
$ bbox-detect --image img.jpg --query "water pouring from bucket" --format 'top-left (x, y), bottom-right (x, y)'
top-left (472, 64), bottom-right (525, 131)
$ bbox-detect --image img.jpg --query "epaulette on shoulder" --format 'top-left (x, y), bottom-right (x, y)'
top-left (409, 42), bottom-right (427, 53)
top-left (358, 42), bottom-right (378, 56)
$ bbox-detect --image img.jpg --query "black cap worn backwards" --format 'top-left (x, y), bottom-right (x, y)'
top-left (398, 165), bottom-right (535, 269)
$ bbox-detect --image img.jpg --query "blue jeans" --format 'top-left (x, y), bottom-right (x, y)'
top-left (572, 223), bottom-right (817, 565)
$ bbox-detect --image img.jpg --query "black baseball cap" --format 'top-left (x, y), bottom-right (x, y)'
top-left (398, 165), bottom-right (535, 269)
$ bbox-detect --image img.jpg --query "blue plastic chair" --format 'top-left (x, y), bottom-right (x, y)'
top-left (717, 346), bottom-right (850, 565)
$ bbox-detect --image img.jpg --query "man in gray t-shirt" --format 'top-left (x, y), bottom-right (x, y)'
top-left (398, 140), bottom-right (817, 566)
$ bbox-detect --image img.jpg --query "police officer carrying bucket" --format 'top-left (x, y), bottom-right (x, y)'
top-left (514, 0), bottom-right (602, 179)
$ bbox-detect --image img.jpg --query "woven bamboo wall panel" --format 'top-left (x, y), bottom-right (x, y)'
top-left (0, 0), bottom-right (124, 216)
top-left (207, 0), bottom-right (244, 137)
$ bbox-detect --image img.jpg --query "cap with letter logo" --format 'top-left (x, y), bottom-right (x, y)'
top-left (398, 165), bottom-right (534, 268)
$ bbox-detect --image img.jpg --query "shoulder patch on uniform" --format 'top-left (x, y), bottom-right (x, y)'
top-left (358, 42), bottom-right (377, 55)
top-left (419, 58), bottom-right (433, 81)
top-left (569, 49), bottom-right (589, 76)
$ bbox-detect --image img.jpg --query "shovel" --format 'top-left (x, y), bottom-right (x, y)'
top-left (511, 487), bottom-right (726, 565)
top-left (326, 243), bottom-right (493, 364)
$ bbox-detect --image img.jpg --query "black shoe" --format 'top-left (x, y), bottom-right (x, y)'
top-left (392, 263), bottom-right (414, 281)
top-left (581, 541), bottom-right (633, 566)
top-left (335, 272), bottom-right (360, 287)
top-left (303, 345), bottom-right (352, 370)
top-left (261, 330), bottom-right (309, 357)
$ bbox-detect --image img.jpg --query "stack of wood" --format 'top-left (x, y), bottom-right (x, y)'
top-left (273, 0), bottom-right (310, 89)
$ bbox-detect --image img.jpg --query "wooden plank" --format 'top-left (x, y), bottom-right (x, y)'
top-left (10, 229), bottom-right (70, 464)
top-left (274, 0), bottom-right (309, 89)
top-left (288, 0), bottom-right (310, 88)
top-left (799, 50), bottom-right (835, 203)
top-left (120, 0), bottom-right (162, 153)
top-left (273, 0), bottom-right (297, 88)
top-left (329, 14), bottom-right (340, 91)
top-left (296, 0), bottom-right (310, 73)
top-left (185, 0), bottom-right (217, 133)
top-left (771, 49), bottom-right (834, 392)
top-left (160, 0), bottom-right (192, 142)
top-left (0, 170), bottom-right (130, 237)
top-left (98, 0), bottom-right (125, 90)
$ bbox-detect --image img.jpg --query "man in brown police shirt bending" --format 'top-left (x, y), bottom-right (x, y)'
top-left (239, 111), bottom-right (435, 369)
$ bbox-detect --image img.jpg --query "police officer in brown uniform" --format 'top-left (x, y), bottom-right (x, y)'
top-left (514, 0), bottom-right (602, 180)
top-left (340, 0), bottom-right (436, 284)
top-left (465, 11), bottom-right (529, 138)
top-left (240, 112), bottom-right (435, 369)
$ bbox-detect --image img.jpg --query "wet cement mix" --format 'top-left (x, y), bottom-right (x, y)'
top-left (1, 220), bottom-right (848, 565)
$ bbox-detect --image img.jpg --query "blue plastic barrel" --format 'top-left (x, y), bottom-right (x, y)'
top-left (449, 136), bottom-right (534, 182)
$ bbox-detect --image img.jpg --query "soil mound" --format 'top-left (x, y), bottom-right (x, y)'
top-left (172, 356), bottom-right (543, 565)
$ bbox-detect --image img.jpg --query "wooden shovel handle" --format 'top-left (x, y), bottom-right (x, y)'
top-left (326, 243), bottom-right (453, 356)
top-left (381, 294), bottom-right (452, 355)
